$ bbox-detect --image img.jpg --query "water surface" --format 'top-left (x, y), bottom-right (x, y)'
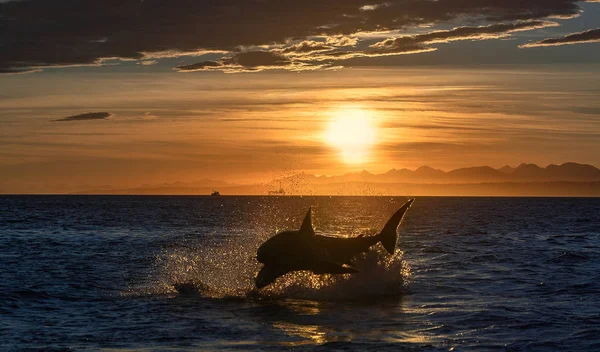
top-left (1, 196), bottom-right (599, 351)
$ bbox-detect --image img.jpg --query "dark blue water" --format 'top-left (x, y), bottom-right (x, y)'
top-left (1, 196), bottom-right (599, 351)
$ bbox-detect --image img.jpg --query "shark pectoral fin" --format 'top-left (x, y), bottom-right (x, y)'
top-left (311, 261), bottom-right (359, 275)
top-left (379, 198), bottom-right (415, 254)
top-left (299, 207), bottom-right (315, 236)
top-left (255, 265), bottom-right (287, 289)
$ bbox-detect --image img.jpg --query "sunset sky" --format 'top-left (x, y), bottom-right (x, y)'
top-left (1, 0), bottom-right (600, 193)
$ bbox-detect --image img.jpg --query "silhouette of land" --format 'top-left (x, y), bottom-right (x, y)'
top-left (73, 162), bottom-right (600, 196)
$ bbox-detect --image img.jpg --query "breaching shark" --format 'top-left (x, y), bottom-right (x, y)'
top-left (255, 198), bottom-right (414, 289)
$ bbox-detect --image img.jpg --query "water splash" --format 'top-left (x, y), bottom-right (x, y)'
top-left (258, 247), bottom-right (411, 301)
top-left (130, 232), bottom-right (410, 301)
top-left (123, 198), bottom-right (412, 301)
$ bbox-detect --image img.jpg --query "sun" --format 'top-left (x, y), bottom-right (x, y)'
top-left (324, 107), bottom-right (378, 164)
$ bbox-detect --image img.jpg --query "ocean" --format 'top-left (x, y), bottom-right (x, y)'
top-left (1, 196), bottom-right (599, 351)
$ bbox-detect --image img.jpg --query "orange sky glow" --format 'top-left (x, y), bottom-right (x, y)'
top-left (2, 66), bottom-right (600, 193)
top-left (2, 1), bottom-right (600, 194)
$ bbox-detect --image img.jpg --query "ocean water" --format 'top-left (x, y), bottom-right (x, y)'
top-left (1, 196), bottom-right (599, 351)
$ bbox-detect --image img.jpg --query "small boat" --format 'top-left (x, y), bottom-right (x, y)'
top-left (268, 182), bottom-right (285, 196)
top-left (210, 190), bottom-right (221, 196)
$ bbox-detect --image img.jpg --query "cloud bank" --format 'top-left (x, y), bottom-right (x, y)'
top-left (0, 0), bottom-right (598, 73)
top-left (521, 28), bottom-right (600, 47)
top-left (54, 112), bottom-right (112, 122)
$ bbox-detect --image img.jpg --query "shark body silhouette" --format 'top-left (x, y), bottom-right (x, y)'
top-left (255, 199), bottom-right (414, 289)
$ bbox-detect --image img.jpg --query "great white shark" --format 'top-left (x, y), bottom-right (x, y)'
top-left (255, 199), bottom-right (414, 289)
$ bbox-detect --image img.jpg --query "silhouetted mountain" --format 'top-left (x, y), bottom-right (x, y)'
top-left (72, 162), bottom-right (600, 196)
top-left (512, 163), bottom-right (547, 179)
top-left (498, 165), bottom-right (516, 174)
top-left (414, 165), bottom-right (445, 177)
top-left (342, 169), bottom-right (376, 182)
top-left (446, 166), bottom-right (505, 182)
top-left (271, 162), bottom-right (600, 188)
top-left (546, 162), bottom-right (600, 181)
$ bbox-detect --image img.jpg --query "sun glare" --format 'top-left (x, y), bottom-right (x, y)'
top-left (325, 107), bottom-right (378, 164)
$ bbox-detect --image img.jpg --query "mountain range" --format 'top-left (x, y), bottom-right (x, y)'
top-left (272, 162), bottom-right (600, 186)
top-left (72, 162), bottom-right (600, 196)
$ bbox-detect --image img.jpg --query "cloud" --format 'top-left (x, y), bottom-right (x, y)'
top-left (179, 21), bottom-right (558, 71)
top-left (175, 51), bottom-right (293, 73)
top-left (0, 0), bottom-right (595, 73)
top-left (140, 49), bottom-right (228, 59)
top-left (299, 21), bottom-right (557, 62)
top-left (54, 112), bottom-right (112, 122)
top-left (225, 51), bottom-right (290, 67)
top-left (175, 61), bottom-right (223, 72)
top-left (520, 28), bottom-right (600, 47)
top-left (137, 60), bottom-right (158, 66)
top-left (281, 41), bottom-right (334, 55)
top-left (176, 50), bottom-right (339, 73)
top-left (325, 36), bottom-right (359, 47)
top-left (370, 21), bottom-right (559, 52)
top-left (277, 37), bottom-right (359, 57)
top-left (360, 4), bottom-right (389, 12)
top-left (305, 45), bottom-right (437, 62)
top-left (0, 67), bottom-right (43, 75)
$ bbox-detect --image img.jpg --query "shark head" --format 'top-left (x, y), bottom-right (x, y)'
top-left (255, 265), bottom-right (286, 289)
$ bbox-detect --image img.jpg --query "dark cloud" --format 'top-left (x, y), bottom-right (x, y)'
top-left (176, 51), bottom-right (293, 73)
top-left (298, 21), bottom-right (556, 62)
top-left (370, 21), bottom-right (558, 53)
top-left (175, 61), bottom-right (223, 72)
top-left (520, 28), bottom-right (600, 47)
top-left (225, 51), bottom-right (290, 67)
top-left (0, 0), bottom-right (595, 73)
top-left (305, 45), bottom-right (437, 62)
top-left (0, 67), bottom-right (43, 75)
top-left (54, 112), bottom-right (112, 122)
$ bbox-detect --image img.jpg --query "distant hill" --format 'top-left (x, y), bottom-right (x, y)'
top-left (545, 162), bottom-right (600, 181)
top-left (71, 162), bottom-right (600, 196)
top-left (271, 162), bottom-right (600, 187)
top-left (257, 162), bottom-right (600, 196)
top-left (498, 165), bottom-right (516, 174)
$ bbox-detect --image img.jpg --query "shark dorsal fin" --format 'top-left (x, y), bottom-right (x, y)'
top-left (299, 207), bottom-right (314, 236)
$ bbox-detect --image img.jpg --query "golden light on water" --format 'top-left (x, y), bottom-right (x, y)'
top-left (324, 107), bottom-right (378, 165)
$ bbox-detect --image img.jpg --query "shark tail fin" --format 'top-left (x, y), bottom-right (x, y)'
top-left (379, 198), bottom-right (414, 254)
